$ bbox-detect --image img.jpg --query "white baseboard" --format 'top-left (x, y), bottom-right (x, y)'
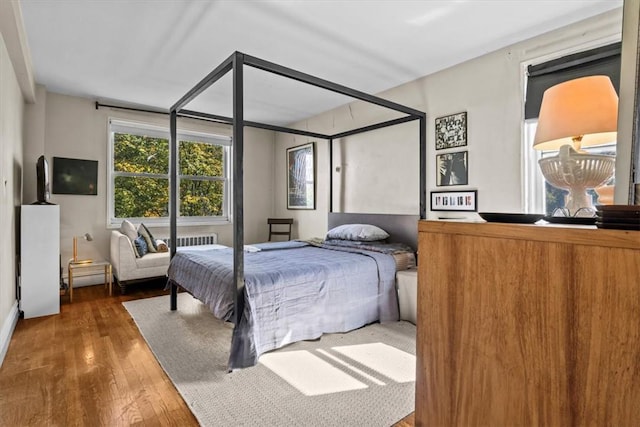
top-left (0, 301), bottom-right (19, 368)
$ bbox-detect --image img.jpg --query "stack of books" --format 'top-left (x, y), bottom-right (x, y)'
top-left (595, 205), bottom-right (640, 230)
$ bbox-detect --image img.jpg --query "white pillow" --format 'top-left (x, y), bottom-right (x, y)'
top-left (326, 224), bottom-right (389, 242)
top-left (120, 219), bottom-right (138, 243)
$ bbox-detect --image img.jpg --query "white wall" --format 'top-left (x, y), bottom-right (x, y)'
top-left (0, 32), bottom-right (24, 365)
top-left (275, 9), bottom-right (623, 236)
top-left (274, 112), bottom-right (420, 239)
top-left (23, 93), bottom-right (276, 282)
top-left (22, 84), bottom-right (45, 205)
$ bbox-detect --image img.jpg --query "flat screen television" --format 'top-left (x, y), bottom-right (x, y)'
top-left (52, 157), bottom-right (98, 195)
top-left (35, 155), bottom-right (51, 204)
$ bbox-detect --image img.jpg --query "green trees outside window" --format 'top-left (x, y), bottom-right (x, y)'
top-left (112, 132), bottom-right (226, 221)
top-left (179, 141), bottom-right (224, 217)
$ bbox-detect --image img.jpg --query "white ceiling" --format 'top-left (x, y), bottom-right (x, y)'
top-left (20, 0), bottom-right (622, 126)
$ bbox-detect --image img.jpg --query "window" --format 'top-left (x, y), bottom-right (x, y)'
top-left (524, 42), bottom-right (620, 215)
top-left (524, 120), bottom-right (616, 215)
top-left (108, 120), bottom-right (231, 226)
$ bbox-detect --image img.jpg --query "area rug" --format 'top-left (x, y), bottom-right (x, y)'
top-left (123, 293), bottom-right (416, 426)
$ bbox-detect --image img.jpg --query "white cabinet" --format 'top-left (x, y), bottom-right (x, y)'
top-left (396, 268), bottom-right (417, 324)
top-left (20, 204), bottom-right (60, 318)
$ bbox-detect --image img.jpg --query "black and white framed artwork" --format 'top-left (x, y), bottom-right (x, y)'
top-left (435, 111), bottom-right (467, 150)
top-left (286, 142), bottom-right (316, 209)
top-left (431, 190), bottom-right (477, 211)
top-left (436, 151), bottom-right (468, 186)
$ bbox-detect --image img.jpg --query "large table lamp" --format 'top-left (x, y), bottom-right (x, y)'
top-left (533, 75), bottom-right (618, 215)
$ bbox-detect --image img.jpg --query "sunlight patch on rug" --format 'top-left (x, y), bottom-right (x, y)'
top-left (260, 350), bottom-right (367, 396)
top-left (316, 349), bottom-right (386, 386)
top-left (332, 342), bottom-right (416, 383)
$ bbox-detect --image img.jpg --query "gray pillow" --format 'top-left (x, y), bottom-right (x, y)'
top-left (120, 219), bottom-right (138, 242)
top-left (326, 224), bottom-right (389, 242)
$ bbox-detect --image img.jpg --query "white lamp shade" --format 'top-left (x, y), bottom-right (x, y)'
top-left (533, 75), bottom-right (618, 150)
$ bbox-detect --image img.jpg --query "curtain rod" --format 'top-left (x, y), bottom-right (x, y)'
top-left (95, 101), bottom-right (329, 138)
top-left (95, 101), bottom-right (168, 115)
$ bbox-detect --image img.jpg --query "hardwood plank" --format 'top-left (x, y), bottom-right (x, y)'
top-left (393, 411), bottom-right (415, 427)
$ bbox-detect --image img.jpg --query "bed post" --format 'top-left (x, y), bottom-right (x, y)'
top-left (419, 114), bottom-right (426, 219)
top-left (168, 53), bottom-right (235, 313)
top-left (169, 110), bottom-right (178, 310)
top-left (329, 138), bottom-right (333, 213)
top-left (232, 52), bottom-right (246, 326)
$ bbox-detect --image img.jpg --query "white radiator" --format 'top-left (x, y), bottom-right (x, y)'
top-left (163, 233), bottom-right (218, 248)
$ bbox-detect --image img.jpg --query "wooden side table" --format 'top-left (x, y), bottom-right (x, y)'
top-left (67, 260), bottom-right (112, 303)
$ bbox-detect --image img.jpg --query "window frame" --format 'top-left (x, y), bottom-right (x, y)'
top-left (522, 36), bottom-right (621, 214)
top-left (107, 118), bottom-right (232, 227)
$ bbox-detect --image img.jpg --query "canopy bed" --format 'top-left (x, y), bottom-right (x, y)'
top-left (167, 51), bottom-right (426, 369)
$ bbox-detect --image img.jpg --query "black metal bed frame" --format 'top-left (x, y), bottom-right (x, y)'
top-left (168, 51), bottom-right (426, 323)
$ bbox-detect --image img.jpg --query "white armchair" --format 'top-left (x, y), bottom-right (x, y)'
top-left (110, 230), bottom-right (170, 293)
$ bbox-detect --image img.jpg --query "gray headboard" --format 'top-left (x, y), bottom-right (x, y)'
top-left (327, 213), bottom-right (419, 252)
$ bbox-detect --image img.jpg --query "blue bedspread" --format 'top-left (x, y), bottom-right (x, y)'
top-left (167, 240), bottom-right (400, 369)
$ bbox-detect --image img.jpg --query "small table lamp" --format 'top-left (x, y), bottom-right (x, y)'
top-left (533, 75), bottom-right (618, 215)
top-left (73, 232), bottom-right (93, 264)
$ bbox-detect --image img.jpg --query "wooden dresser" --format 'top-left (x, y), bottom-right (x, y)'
top-left (416, 220), bottom-right (640, 426)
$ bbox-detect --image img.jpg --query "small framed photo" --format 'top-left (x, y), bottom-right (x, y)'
top-left (287, 142), bottom-right (316, 210)
top-left (435, 112), bottom-right (467, 150)
top-left (431, 190), bottom-right (477, 212)
top-left (436, 150), bottom-right (468, 186)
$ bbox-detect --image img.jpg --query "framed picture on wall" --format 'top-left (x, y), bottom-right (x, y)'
top-left (52, 157), bottom-right (98, 195)
top-left (435, 111), bottom-right (467, 150)
top-left (431, 190), bottom-right (477, 211)
top-left (287, 142), bottom-right (316, 210)
top-left (436, 150), bottom-right (468, 186)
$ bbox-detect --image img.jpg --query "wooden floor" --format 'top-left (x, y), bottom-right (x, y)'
top-left (0, 281), bottom-right (198, 426)
top-left (394, 412), bottom-right (415, 426)
top-left (0, 281), bottom-right (415, 426)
